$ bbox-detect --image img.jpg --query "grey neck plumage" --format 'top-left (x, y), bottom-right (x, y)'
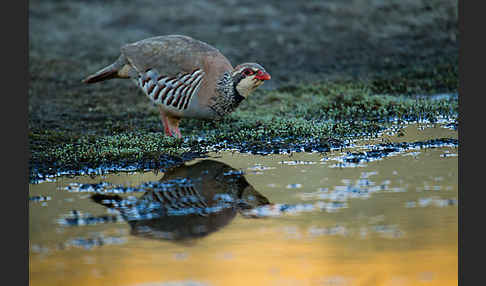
top-left (210, 71), bottom-right (245, 118)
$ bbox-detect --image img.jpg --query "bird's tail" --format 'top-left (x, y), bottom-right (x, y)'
top-left (82, 55), bottom-right (128, 84)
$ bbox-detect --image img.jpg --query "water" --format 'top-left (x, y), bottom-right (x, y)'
top-left (29, 123), bottom-right (458, 286)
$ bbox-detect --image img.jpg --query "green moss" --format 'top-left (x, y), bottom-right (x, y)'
top-left (29, 67), bottom-right (458, 182)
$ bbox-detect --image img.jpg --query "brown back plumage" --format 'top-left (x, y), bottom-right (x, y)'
top-left (121, 35), bottom-right (229, 76)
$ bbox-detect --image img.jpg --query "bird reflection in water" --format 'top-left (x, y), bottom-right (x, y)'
top-left (91, 160), bottom-right (271, 242)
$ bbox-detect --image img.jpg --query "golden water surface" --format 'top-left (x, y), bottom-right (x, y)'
top-left (29, 123), bottom-right (458, 286)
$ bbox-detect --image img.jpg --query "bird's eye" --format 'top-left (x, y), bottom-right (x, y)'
top-left (243, 69), bottom-right (254, 76)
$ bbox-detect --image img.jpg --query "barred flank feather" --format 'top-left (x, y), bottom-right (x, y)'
top-left (138, 68), bottom-right (205, 111)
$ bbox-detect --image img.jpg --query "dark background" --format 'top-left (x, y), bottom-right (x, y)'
top-left (29, 0), bottom-right (458, 89)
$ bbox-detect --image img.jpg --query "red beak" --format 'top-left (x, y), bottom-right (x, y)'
top-left (255, 71), bottom-right (271, 81)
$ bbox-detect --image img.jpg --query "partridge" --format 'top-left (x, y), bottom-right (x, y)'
top-left (83, 35), bottom-right (271, 138)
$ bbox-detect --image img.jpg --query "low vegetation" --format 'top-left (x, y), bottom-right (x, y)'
top-left (29, 64), bottom-right (458, 182)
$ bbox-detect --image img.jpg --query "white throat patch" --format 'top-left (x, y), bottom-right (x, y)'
top-left (235, 75), bottom-right (264, 98)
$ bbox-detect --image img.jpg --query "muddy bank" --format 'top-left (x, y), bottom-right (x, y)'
top-left (29, 86), bottom-right (458, 183)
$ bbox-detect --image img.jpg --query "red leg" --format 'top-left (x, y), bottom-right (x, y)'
top-left (159, 107), bottom-right (182, 138)
top-left (167, 116), bottom-right (182, 139)
top-left (160, 114), bottom-right (171, 136)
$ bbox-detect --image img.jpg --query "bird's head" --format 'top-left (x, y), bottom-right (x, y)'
top-left (232, 63), bottom-right (271, 98)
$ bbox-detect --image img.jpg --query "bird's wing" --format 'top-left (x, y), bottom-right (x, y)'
top-left (121, 35), bottom-right (221, 77)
